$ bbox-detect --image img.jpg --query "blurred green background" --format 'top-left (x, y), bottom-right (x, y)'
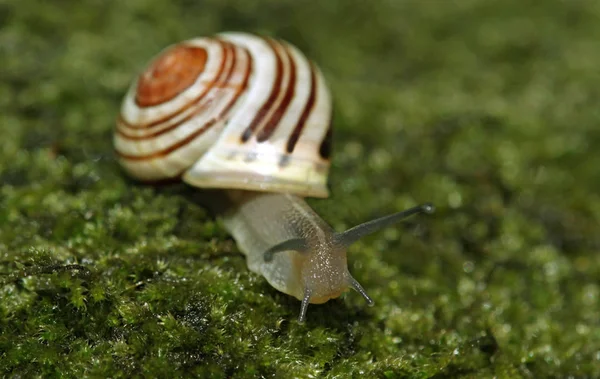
top-left (1, 0), bottom-right (599, 377)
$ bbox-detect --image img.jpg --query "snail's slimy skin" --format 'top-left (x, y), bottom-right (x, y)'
top-left (222, 190), bottom-right (351, 304)
top-left (215, 189), bottom-right (433, 322)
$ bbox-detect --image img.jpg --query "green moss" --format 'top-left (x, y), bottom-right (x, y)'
top-left (1, 0), bottom-right (599, 377)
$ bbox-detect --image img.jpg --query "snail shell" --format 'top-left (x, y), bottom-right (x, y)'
top-left (114, 32), bottom-right (332, 198)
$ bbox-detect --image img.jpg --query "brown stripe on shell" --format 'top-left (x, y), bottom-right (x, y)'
top-left (116, 45), bottom-right (253, 160)
top-left (215, 45), bottom-right (253, 118)
top-left (118, 40), bottom-right (229, 131)
top-left (318, 124), bottom-right (333, 160)
top-left (116, 100), bottom-right (215, 140)
top-left (116, 43), bottom-right (252, 142)
top-left (136, 46), bottom-right (208, 108)
top-left (285, 61), bottom-right (317, 154)
top-left (116, 117), bottom-right (219, 161)
top-left (256, 42), bottom-right (297, 142)
top-left (215, 40), bottom-right (238, 88)
top-left (240, 38), bottom-right (284, 143)
top-left (116, 41), bottom-right (235, 140)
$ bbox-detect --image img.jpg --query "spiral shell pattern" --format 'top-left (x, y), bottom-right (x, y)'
top-left (114, 32), bottom-right (332, 198)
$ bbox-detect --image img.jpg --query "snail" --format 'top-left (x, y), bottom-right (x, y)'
top-left (113, 32), bottom-right (434, 323)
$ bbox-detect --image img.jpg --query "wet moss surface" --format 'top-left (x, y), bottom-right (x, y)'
top-left (1, 0), bottom-right (599, 377)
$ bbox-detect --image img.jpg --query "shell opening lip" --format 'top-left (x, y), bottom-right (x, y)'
top-left (182, 169), bottom-right (330, 198)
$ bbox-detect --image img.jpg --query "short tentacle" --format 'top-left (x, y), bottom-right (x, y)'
top-left (348, 275), bottom-right (374, 306)
top-left (263, 238), bottom-right (308, 262)
top-left (298, 289), bottom-right (311, 323)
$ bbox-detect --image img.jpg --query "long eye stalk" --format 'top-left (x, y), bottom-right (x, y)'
top-left (335, 203), bottom-right (434, 248)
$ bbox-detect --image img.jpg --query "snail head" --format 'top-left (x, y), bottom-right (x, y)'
top-left (264, 203), bottom-right (435, 323)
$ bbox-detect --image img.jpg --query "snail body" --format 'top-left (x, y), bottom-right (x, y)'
top-left (114, 32), bottom-right (433, 322)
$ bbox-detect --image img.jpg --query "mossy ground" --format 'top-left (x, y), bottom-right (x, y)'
top-left (1, 0), bottom-right (599, 377)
